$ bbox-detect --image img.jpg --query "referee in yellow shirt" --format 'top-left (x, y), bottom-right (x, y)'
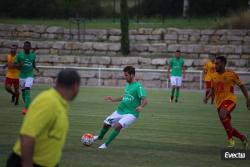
top-left (7, 69), bottom-right (81, 167)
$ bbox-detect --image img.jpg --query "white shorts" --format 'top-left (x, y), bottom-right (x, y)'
top-left (20, 77), bottom-right (34, 89)
top-left (104, 111), bottom-right (137, 128)
top-left (170, 76), bottom-right (182, 87)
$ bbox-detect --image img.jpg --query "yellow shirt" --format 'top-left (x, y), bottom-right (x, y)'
top-left (6, 54), bottom-right (19, 79)
top-left (204, 60), bottom-right (216, 81)
top-left (13, 88), bottom-right (69, 167)
top-left (211, 70), bottom-right (242, 108)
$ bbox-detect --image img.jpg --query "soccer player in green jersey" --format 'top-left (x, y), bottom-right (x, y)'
top-left (167, 50), bottom-right (185, 103)
top-left (94, 66), bottom-right (148, 149)
top-left (14, 41), bottom-right (39, 115)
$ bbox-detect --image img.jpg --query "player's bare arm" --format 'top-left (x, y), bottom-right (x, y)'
top-left (104, 96), bottom-right (123, 102)
top-left (182, 65), bottom-right (186, 79)
top-left (239, 84), bottom-right (250, 110)
top-left (21, 135), bottom-right (35, 167)
top-left (33, 61), bottom-right (39, 72)
top-left (203, 87), bottom-right (214, 104)
top-left (167, 65), bottom-right (171, 80)
top-left (136, 98), bottom-right (148, 112)
top-left (14, 61), bottom-right (23, 69)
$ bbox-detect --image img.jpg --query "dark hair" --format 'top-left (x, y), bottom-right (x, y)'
top-left (24, 41), bottom-right (31, 45)
top-left (56, 69), bottom-right (81, 88)
top-left (216, 56), bottom-right (227, 65)
top-left (11, 44), bottom-right (17, 48)
top-left (210, 53), bottom-right (216, 58)
top-left (123, 66), bottom-right (135, 75)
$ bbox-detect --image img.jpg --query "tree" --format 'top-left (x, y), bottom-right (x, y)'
top-left (120, 0), bottom-right (130, 55)
top-left (183, 0), bottom-right (189, 18)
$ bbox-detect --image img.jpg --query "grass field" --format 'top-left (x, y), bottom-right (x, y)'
top-left (0, 18), bottom-right (220, 29)
top-left (0, 84), bottom-right (249, 167)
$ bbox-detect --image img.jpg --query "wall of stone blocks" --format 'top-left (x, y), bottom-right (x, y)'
top-left (0, 24), bottom-right (249, 89)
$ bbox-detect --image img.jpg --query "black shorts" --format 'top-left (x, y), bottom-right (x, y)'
top-left (6, 152), bottom-right (59, 167)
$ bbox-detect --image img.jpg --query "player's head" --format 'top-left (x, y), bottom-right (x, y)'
top-left (23, 41), bottom-right (31, 53)
top-left (209, 54), bottom-right (216, 62)
top-left (123, 66), bottom-right (135, 83)
top-left (56, 69), bottom-right (81, 101)
top-left (215, 56), bottom-right (227, 73)
top-left (10, 44), bottom-right (17, 55)
top-left (175, 50), bottom-right (181, 59)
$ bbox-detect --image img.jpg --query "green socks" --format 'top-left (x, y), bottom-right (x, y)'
top-left (176, 89), bottom-right (180, 100)
top-left (98, 127), bottom-right (109, 140)
top-left (22, 90), bottom-right (25, 102)
top-left (105, 129), bottom-right (120, 146)
top-left (171, 88), bottom-right (175, 97)
top-left (24, 89), bottom-right (31, 109)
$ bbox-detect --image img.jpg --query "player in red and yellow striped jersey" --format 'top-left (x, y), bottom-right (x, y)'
top-left (204, 56), bottom-right (250, 149)
top-left (3, 45), bottom-right (20, 105)
top-left (203, 54), bottom-right (216, 104)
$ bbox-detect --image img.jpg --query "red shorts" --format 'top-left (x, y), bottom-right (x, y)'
top-left (205, 81), bottom-right (211, 89)
top-left (218, 100), bottom-right (236, 113)
top-left (5, 77), bottom-right (19, 88)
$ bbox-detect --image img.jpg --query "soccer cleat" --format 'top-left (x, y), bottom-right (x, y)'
top-left (175, 99), bottom-right (178, 103)
top-left (22, 108), bottom-right (28, 115)
top-left (170, 96), bottom-right (174, 103)
top-left (227, 138), bottom-right (235, 148)
top-left (93, 135), bottom-right (99, 141)
top-left (242, 135), bottom-right (248, 150)
top-left (98, 143), bottom-right (107, 149)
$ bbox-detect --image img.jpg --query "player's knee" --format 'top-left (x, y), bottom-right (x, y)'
top-left (219, 109), bottom-right (228, 120)
top-left (103, 123), bottom-right (111, 129)
top-left (5, 85), bottom-right (11, 91)
top-left (114, 123), bottom-right (122, 131)
top-left (25, 87), bottom-right (30, 90)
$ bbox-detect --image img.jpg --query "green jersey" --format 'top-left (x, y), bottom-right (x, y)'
top-left (169, 57), bottom-right (184, 76)
top-left (15, 51), bottom-right (36, 78)
top-left (117, 82), bottom-right (147, 118)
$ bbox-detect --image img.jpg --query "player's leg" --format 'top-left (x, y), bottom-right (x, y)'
top-left (23, 77), bottom-right (34, 109)
top-left (218, 100), bottom-right (236, 148)
top-left (13, 79), bottom-right (20, 105)
top-left (175, 87), bottom-right (180, 102)
top-left (96, 111), bottom-right (121, 140)
top-left (100, 114), bottom-right (137, 148)
top-left (175, 77), bottom-right (182, 102)
top-left (96, 124), bottom-right (111, 140)
top-left (20, 78), bottom-right (26, 103)
top-left (170, 76), bottom-right (176, 102)
top-left (20, 77), bottom-right (34, 115)
top-left (5, 77), bottom-right (15, 103)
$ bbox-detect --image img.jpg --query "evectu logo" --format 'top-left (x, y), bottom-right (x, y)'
top-left (221, 149), bottom-right (250, 160)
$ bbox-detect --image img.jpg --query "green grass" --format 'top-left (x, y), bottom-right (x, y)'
top-left (0, 18), bottom-right (221, 29)
top-left (0, 84), bottom-right (249, 167)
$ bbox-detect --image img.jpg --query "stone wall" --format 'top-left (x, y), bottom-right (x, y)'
top-left (0, 24), bottom-right (249, 89)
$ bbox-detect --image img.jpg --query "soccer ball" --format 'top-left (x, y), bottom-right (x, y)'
top-left (81, 133), bottom-right (94, 146)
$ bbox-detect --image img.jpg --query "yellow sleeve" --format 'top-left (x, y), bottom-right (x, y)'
top-left (232, 72), bottom-right (242, 86)
top-left (204, 63), bottom-right (208, 72)
top-left (20, 96), bottom-right (56, 138)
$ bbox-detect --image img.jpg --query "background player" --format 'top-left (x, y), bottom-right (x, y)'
top-left (14, 41), bottom-right (39, 114)
top-left (203, 54), bottom-right (216, 104)
top-left (167, 50), bottom-right (185, 103)
top-left (204, 56), bottom-right (250, 149)
top-left (3, 44), bottom-right (20, 105)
